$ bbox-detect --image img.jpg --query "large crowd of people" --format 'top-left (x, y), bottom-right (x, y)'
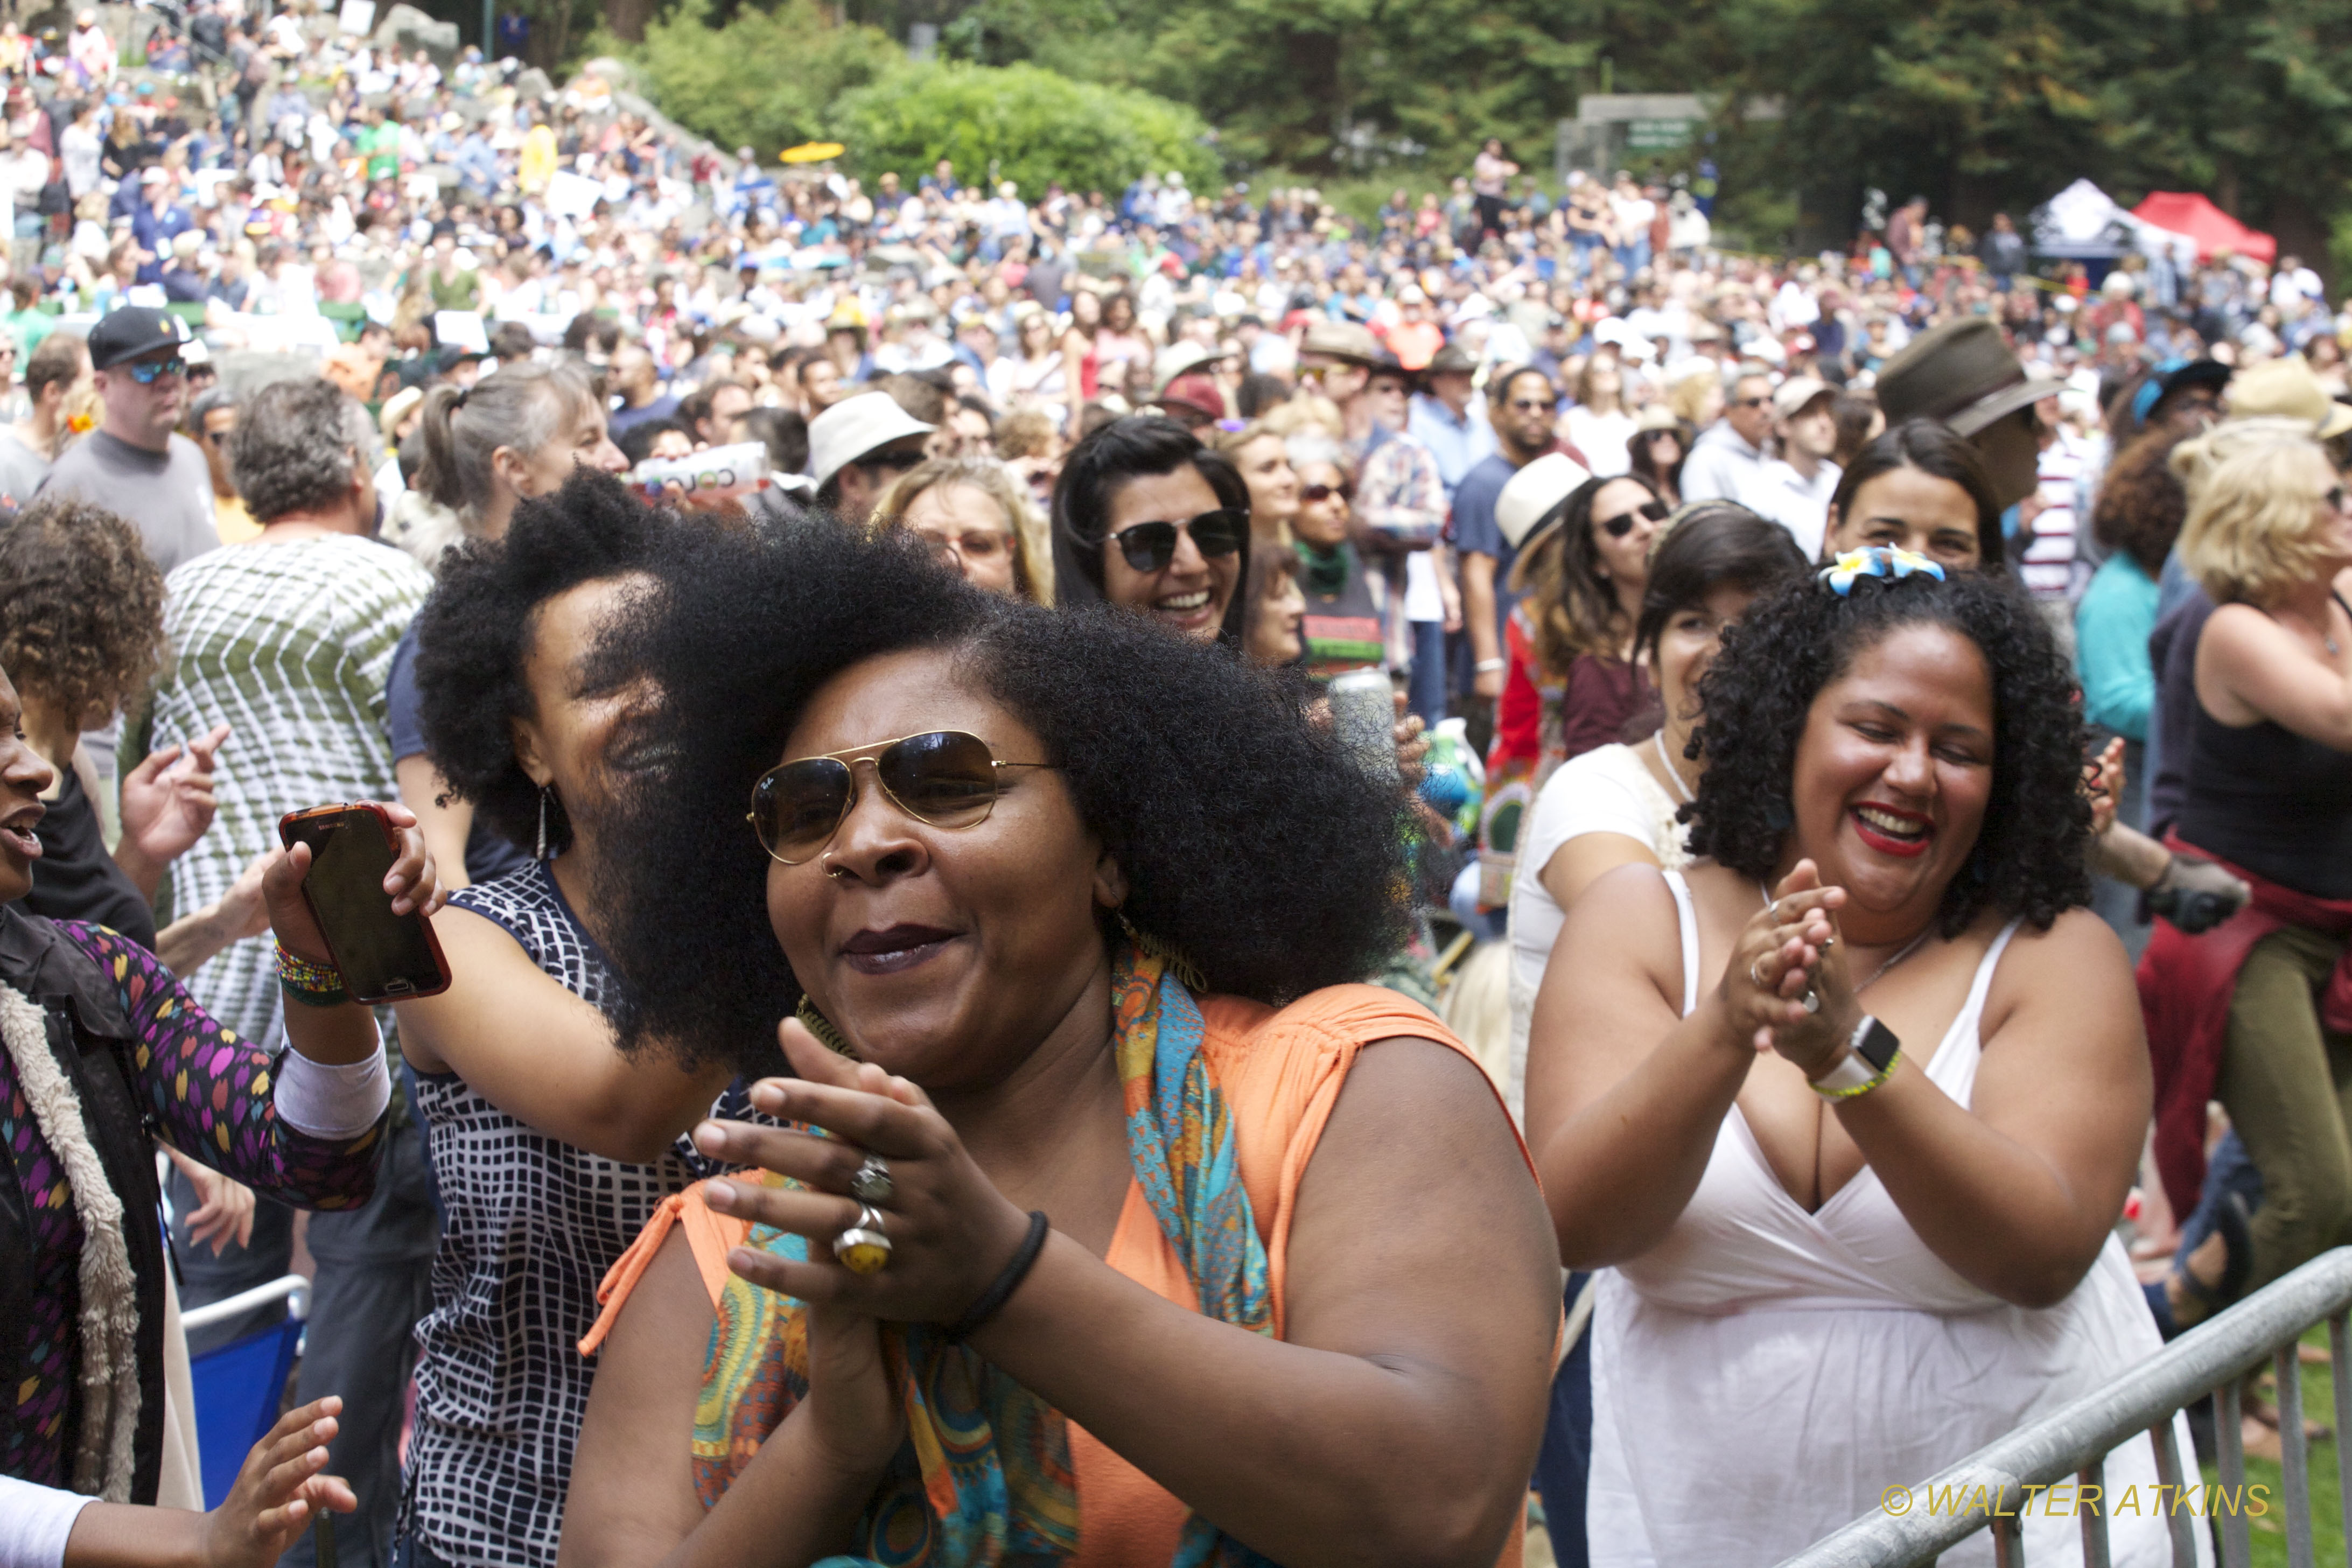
top-left (4, 5), bottom-right (2352, 1567)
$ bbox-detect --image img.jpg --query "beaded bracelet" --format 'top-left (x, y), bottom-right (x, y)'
top-left (276, 942), bottom-right (349, 1009)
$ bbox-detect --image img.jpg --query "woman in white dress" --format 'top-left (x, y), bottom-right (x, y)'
top-left (1504, 502), bottom-right (1809, 1115)
top-left (1528, 549), bottom-right (2194, 1567)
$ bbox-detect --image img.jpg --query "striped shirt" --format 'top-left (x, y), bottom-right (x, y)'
top-left (135, 536), bottom-right (430, 1046)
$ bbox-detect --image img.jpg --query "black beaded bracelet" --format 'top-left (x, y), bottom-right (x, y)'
top-left (943, 1210), bottom-right (1049, 1344)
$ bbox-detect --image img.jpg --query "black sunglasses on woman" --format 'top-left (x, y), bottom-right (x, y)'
top-left (1107, 508), bottom-right (1248, 573)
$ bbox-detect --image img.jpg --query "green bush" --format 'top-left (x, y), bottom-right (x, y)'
top-left (830, 60), bottom-right (1221, 201)
top-left (626, 0), bottom-right (902, 161)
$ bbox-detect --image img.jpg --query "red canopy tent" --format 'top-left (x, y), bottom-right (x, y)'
top-left (2130, 192), bottom-right (2277, 264)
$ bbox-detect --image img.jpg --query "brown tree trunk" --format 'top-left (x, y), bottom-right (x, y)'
top-left (1279, 28), bottom-right (1343, 169)
top-left (603, 0), bottom-right (654, 43)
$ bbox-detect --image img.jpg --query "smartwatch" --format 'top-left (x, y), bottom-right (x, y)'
top-left (1809, 1014), bottom-right (1902, 1101)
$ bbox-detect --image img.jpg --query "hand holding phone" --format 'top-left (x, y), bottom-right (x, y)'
top-left (271, 802), bottom-right (450, 1004)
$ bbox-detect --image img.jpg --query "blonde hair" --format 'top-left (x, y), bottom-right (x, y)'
top-left (1667, 371), bottom-right (1720, 428)
top-left (1257, 394), bottom-right (1343, 442)
top-left (871, 458), bottom-right (1054, 605)
top-left (2173, 417), bottom-right (2337, 607)
top-left (1209, 420), bottom-right (1284, 459)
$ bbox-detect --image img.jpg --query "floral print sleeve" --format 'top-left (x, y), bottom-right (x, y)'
top-left (57, 921), bottom-right (383, 1212)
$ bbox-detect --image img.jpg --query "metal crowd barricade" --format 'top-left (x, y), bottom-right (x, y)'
top-left (1776, 1247), bottom-right (2352, 1568)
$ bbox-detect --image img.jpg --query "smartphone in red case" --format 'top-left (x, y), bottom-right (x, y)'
top-left (277, 803), bottom-right (451, 1003)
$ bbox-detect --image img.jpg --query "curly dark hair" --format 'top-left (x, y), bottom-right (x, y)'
top-left (590, 519), bottom-right (1411, 1069)
top-left (1683, 568), bottom-right (2090, 937)
top-left (0, 496), bottom-right (166, 721)
top-left (412, 467), bottom-right (666, 856)
top-left (2091, 428), bottom-right (2190, 576)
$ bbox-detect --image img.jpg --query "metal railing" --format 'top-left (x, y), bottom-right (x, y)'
top-left (1777, 1246), bottom-right (2352, 1568)
top-left (180, 1272), bottom-right (311, 1334)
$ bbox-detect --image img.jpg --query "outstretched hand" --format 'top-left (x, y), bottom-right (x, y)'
top-left (262, 802), bottom-right (446, 964)
top-left (119, 724), bottom-right (231, 871)
top-left (195, 1396), bottom-right (356, 1568)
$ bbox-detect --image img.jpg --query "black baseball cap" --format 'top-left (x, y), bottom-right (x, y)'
top-left (88, 306), bottom-right (191, 370)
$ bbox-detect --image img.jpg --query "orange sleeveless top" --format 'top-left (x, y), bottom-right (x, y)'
top-left (581, 983), bottom-right (1534, 1566)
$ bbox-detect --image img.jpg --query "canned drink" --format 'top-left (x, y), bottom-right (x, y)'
top-left (631, 441), bottom-right (772, 506)
top-left (1327, 668), bottom-right (1399, 783)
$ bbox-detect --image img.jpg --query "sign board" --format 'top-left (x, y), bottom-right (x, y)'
top-left (337, 0), bottom-right (376, 36)
top-left (542, 169), bottom-right (603, 219)
top-left (433, 311), bottom-right (489, 354)
top-left (1626, 118), bottom-right (1692, 151)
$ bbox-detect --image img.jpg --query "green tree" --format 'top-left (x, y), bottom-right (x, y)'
top-left (926, 0), bottom-right (1591, 176)
top-left (829, 60), bottom-right (1220, 198)
top-left (626, 0), bottom-right (902, 158)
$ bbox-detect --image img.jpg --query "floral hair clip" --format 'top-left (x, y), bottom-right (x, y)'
top-left (1820, 545), bottom-right (1945, 597)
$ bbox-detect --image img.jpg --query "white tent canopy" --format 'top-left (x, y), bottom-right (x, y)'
top-left (2031, 178), bottom-right (2197, 266)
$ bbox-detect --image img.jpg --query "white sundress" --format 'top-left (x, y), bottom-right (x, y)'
top-left (1586, 871), bottom-right (2205, 1567)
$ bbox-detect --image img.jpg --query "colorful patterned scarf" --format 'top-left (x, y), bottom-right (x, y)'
top-left (695, 944), bottom-right (1278, 1567)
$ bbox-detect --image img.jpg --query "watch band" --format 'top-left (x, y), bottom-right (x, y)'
top-left (1810, 1016), bottom-right (1902, 1101)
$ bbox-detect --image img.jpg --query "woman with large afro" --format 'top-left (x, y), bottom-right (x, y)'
top-left (559, 520), bottom-right (1559, 1567)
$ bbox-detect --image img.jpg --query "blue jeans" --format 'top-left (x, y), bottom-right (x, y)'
top-left (1406, 619), bottom-right (1447, 726)
top-left (1532, 1272), bottom-right (1594, 1568)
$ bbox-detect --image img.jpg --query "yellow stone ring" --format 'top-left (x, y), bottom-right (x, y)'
top-left (833, 1205), bottom-right (892, 1275)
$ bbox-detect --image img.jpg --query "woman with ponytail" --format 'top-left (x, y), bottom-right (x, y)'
top-left (383, 361), bottom-right (626, 573)
top-left (386, 360), bottom-right (627, 886)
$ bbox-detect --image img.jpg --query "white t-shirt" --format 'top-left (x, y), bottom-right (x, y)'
top-left (1564, 405), bottom-right (1637, 477)
top-left (1752, 458), bottom-right (1840, 561)
top-left (1503, 741), bottom-right (1689, 1121)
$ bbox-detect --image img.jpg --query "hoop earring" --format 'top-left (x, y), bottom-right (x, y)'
top-left (535, 785), bottom-right (554, 861)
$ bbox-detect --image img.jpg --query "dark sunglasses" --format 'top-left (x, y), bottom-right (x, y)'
top-left (747, 730), bottom-right (1058, 865)
top-left (123, 357), bottom-right (187, 384)
top-left (1599, 499), bottom-right (1672, 538)
top-left (1730, 395), bottom-right (1771, 409)
top-left (1301, 482), bottom-right (1352, 503)
top-left (1507, 397), bottom-right (1552, 412)
top-left (860, 446), bottom-right (925, 474)
top-left (1109, 507), bottom-right (1247, 573)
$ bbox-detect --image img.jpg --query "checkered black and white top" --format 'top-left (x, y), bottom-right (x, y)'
top-left (400, 860), bottom-right (744, 1567)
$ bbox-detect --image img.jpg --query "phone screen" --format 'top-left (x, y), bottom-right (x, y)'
top-left (283, 809), bottom-right (445, 1002)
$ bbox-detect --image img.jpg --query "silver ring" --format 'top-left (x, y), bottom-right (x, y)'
top-left (1749, 956), bottom-right (1769, 988)
top-left (849, 1153), bottom-right (894, 1206)
top-left (1802, 989), bottom-right (1822, 1014)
